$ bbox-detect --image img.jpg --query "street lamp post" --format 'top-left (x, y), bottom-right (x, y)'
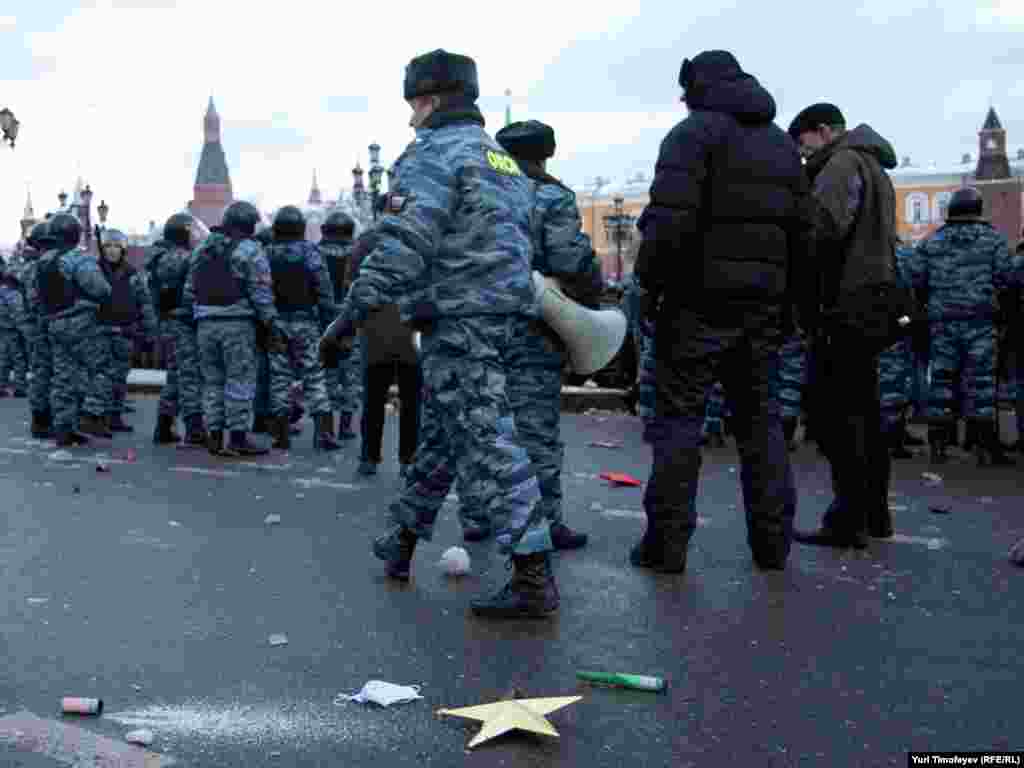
top-left (58, 190), bottom-right (68, 209)
top-left (80, 184), bottom-right (94, 249)
top-left (0, 108), bottom-right (19, 148)
top-left (368, 142), bottom-right (383, 221)
top-left (97, 199), bottom-right (109, 225)
top-left (602, 194), bottom-right (634, 285)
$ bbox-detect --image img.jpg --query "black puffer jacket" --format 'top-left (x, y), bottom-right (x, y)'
top-left (636, 52), bottom-right (809, 312)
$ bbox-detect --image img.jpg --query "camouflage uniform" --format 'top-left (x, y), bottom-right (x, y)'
top-left (21, 254), bottom-right (53, 426)
top-left (327, 116), bottom-right (547, 558)
top-left (877, 246), bottom-right (917, 434)
top-left (620, 274), bottom-right (656, 425)
top-left (38, 247), bottom-right (112, 434)
top-left (147, 240), bottom-right (203, 423)
top-left (264, 240), bottom-right (334, 418)
top-left (98, 260), bottom-right (157, 419)
top-left (319, 240), bottom-right (362, 424)
top-left (0, 281), bottom-right (28, 392)
top-left (775, 333), bottom-right (808, 444)
top-left (906, 221), bottom-right (1014, 432)
top-left (183, 233), bottom-right (277, 434)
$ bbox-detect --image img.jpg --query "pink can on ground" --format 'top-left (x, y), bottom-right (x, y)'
top-left (61, 697), bottom-right (103, 715)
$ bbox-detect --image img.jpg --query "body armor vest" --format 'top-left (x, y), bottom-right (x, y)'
top-left (194, 244), bottom-right (245, 306)
top-left (37, 255), bottom-right (81, 314)
top-left (98, 265), bottom-right (139, 326)
top-left (269, 248), bottom-right (315, 312)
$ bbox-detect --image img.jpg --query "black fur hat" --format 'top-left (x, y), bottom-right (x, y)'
top-left (788, 103), bottom-right (846, 140)
top-left (496, 120), bottom-right (556, 163)
top-left (404, 49), bottom-right (479, 101)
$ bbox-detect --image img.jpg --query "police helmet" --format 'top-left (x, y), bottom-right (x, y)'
top-left (49, 213), bottom-right (82, 250)
top-left (253, 225), bottom-right (274, 246)
top-left (164, 213), bottom-right (194, 249)
top-left (272, 205), bottom-right (306, 240)
top-left (102, 229), bottom-right (129, 248)
top-left (947, 187), bottom-right (983, 220)
top-left (221, 201), bottom-right (261, 238)
top-left (27, 220), bottom-right (55, 251)
top-left (321, 210), bottom-right (355, 241)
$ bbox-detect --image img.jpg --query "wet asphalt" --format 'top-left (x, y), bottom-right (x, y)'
top-left (0, 396), bottom-right (1021, 767)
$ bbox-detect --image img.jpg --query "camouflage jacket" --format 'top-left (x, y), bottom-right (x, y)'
top-left (906, 219), bottom-right (1013, 322)
top-left (333, 110), bottom-right (537, 332)
top-left (318, 240), bottom-right (355, 305)
top-left (263, 240), bottom-right (335, 324)
top-left (0, 284), bottom-right (26, 331)
top-left (182, 232), bottom-right (277, 326)
top-left (37, 246), bottom-right (112, 320)
top-left (531, 180), bottom-right (604, 308)
top-left (144, 240), bottom-right (193, 321)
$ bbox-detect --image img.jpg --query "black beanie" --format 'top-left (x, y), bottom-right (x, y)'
top-left (404, 49), bottom-right (479, 101)
top-left (495, 120), bottom-right (556, 163)
top-left (679, 50), bottom-right (743, 97)
top-left (788, 103), bottom-right (846, 140)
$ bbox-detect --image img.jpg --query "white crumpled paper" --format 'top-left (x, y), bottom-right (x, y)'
top-left (336, 681), bottom-right (423, 707)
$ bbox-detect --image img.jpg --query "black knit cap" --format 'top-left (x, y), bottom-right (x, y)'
top-left (404, 49), bottom-right (479, 101)
top-left (788, 103), bottom-right (846, 140)
top-left (495, 120), bottom-right (556, 163)
top-left (678, 50), bottom-right (744, 100)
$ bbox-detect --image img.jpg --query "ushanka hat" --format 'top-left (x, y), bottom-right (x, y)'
top-left (788, 103), bottom-right (846, 140)
top-left (495, 120), bottom-right (556, 163)
top-left (404, 49), bottom-right (479, 101)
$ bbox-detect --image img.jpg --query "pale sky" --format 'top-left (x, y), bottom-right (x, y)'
top-left (1, 0), bottom-right (1022, 244)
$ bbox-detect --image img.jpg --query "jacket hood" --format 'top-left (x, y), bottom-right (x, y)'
top-left (683, 51), bottom-right (776, 124)
top-left (807, 123), bottom-right (897, 176)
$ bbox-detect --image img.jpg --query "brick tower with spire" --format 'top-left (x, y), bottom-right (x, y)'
top-left (974, 106), bottom-right (1022, 249)
top-left (189, 97), bottom-right (233, 227)
top-left (976, 107), bottom-right (1011, 181)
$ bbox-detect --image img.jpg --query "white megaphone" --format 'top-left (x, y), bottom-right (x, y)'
top-left (532, 270), bottom-right (627, 376)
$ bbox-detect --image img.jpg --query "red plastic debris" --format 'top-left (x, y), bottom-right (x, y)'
top-left (599, 472), bottom-right (642, 487)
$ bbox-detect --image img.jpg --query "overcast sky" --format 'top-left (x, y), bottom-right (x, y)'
top-left (1, 0), bottom-right (1022, 242)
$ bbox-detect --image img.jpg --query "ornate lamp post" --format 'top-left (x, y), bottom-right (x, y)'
top-left (97, 199), bottom-right (109, 225)
top-left (58, 190), bottom-right (68, 209)
top-left (352, 162), bottom-right (366, 210)
top-left (602, 194), bottom-right (634, 285)
top-left (0, 108), bottom-right (19, 148)
top-left (368, 142), bottom-right (384, 221)
top-left (79, 184), bottom-right (94, 249)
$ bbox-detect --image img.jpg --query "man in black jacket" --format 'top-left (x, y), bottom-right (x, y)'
top-left (633, 50), bottom-right (809, 573)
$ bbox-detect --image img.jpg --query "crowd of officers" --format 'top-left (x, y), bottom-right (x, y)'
top-left (4, 45), bottom-right (1024, 621)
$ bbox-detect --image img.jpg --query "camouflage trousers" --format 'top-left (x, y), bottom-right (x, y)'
top-left (98, 327), bottom-right (134, 415)
top-left (158, 318), bottom-right (203, 420)
top-left (49, 312), bottom-right (106, 430)
top-left (198, 319), bottom-right (257, 433)
top-left (878, 338), bottom-right (911, 429)
top-left (253, 349), bottom-right (270, 421)
top-left (328, 336), bottom-right (362, 417)
top-left (0, 330), bottom-right (27, 391)
top-left (703, 381), bottom-right (729, 436)
top-left (391, 315), bottom-right (549, 556)
top-left (636, 318), bottom-right (656, 424)
top-left (927, 319), bottom-right (997, 422)
top-left (775, 334), bottom-right (808, 421)
top-left (28, 325), bottom-right (52, 414)
top-left (455, 322), bottom-right (565, 529)
top-left (269, 316), bottom-right (329, 417)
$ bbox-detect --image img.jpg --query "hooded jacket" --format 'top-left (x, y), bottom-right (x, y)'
top-left (636, 52), bottom-right (808, 313)
top-left (803, 124), bottom-right (899, 310)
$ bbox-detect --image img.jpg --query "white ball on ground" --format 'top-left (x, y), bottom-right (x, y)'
top-left (439, 546), bottom-right (471, 576)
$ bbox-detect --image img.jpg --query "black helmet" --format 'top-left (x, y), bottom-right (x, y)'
top-left (27, 220), bottom-right (55, 251)
top-left (253, 224), bottom-right (274, 246)
top-left (221, 201), bottom-right (261, 238)
top-left (272, 205), bottom-right (306, 240)
top-left (49, 213), bottom-right (82, 250)
top-left (164, 213), bottom-right (194, 248)
top-left (947, 187), bottom-right (983, 219)
top-left (102, 229), bottom-right (129, 248)
top-left (321, 210), bottom-right (355, 241)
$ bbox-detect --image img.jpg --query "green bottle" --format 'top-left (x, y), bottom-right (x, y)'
top-left (576, 670), bottom-right (667, 692)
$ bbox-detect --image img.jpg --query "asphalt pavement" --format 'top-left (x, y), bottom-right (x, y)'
top-left (0, 395), bottom-right (1021, 767)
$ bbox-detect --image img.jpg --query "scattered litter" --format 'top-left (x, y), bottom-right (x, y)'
top-left (171, 466), bottom-right (240, 478)
top-left (979, 496), bottom-right (995, 504)
top-left (131, 685), bottom-right (143, 692)
top-left (61, 697), bottom-right (103, 715)
top-left (48, 450), bottom-right (74, 461)
top-left (168, 521), bottom-right (181, 527)
top-left (337, 681), bottom-right (423, 707)
top-left (124, 729), bottom-right (154, 746)
top-left (728, 467), bottom-right (736, 473)
top-left (95, 463), bottom-right (110, 473)
top-left (292, 477), bottom-right (358, 491)
top-left (27, 597), bottom-right (49, 605)
top-left (316, 467), bottom-right (335, 474)
top-left (268, 634), bottom-right (288, 647)
top-left (889, 505), bottom-right (909, 512)
top-left (1009, 539), bottom-right (1024, 566)
top-left (601, 508), bottom-right (645, 520)
top-left (439, 547), bottom-right (471, 576)
top-left (921, 472), bottom-right (943, 485)
top-left (113, 449), bottom-right (137, 463)
top-left (264, 514), bottom-right (281, 526)
top-left (295, 493), bottom-right (305, 500)
top-left (599, 471), bottom-right (642, 487)
top-left (929, 506), bottom-right (951, 515)
top-left (890, 533), bottom-right (948, 549)
top-left (576, 671), bottom-right (667, 692)
top-left (72, 485), bottom-right (80, 494)
top-left (590, 502), bottom-right (602, 511)
top-left (43, 481), bottom-right (54, 488)
top-left (588, 441), bottom-right (622, 449)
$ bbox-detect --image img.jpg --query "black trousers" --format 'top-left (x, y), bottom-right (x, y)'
top-left (812, 330), bottom-right (891, 535)
top-left (361, 360), bottom-right (422, 465)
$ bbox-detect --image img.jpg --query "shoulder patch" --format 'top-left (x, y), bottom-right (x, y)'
top-left (486, 150), bottom-right (522, 176)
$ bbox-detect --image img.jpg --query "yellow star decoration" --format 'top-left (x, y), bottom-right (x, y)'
top-left (437, 696), bottom-right (582, 749)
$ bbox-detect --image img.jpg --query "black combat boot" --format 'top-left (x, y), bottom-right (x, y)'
top-left (550, 522), bottom-right (588, 550)
top-left (12, 388), bottom-right (27, 398)
top-left (183, 413), bottom-right (207, 447)
top-left (153, 414), bottom-right (179, 444)
top-left (889, 420), bottom-right (913, 459)
top-left (271, 414), bottom-right (290, 451)
top-left (207, 429), bottom-right (224, 456)
top-left (783, 417), bottom-right (798, 451)
top-left (655, 519), bottom-right (690, 573)
top-left (313, 412), bottom-right (342, 452)
top-left (902, 418), bottom-right (925, 446)
top-left (108, 412), bottom-right (133, 433)
top-left (30, 410), bottom-right (53, 439)
top-left (251, 414), bottom-right (271, 435)
top-left (55, 428), bottom-right (90, 447)
top-left (224, 430), bottom-right (269, 457)
top-left (928, 425), bottom-right (949, 465)
top-left (79, 412), bottom-right (112, 438)
top-left (470, 553), bottom-right (559, 618)
top-left (973, 420), bottom-right (1015, 467)
top-left (630, 508), bottom-right (663, 569)
top-left (372, 525), bottom-right (418, 581)
top-left (337, 411), bottom-right (357, 440)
